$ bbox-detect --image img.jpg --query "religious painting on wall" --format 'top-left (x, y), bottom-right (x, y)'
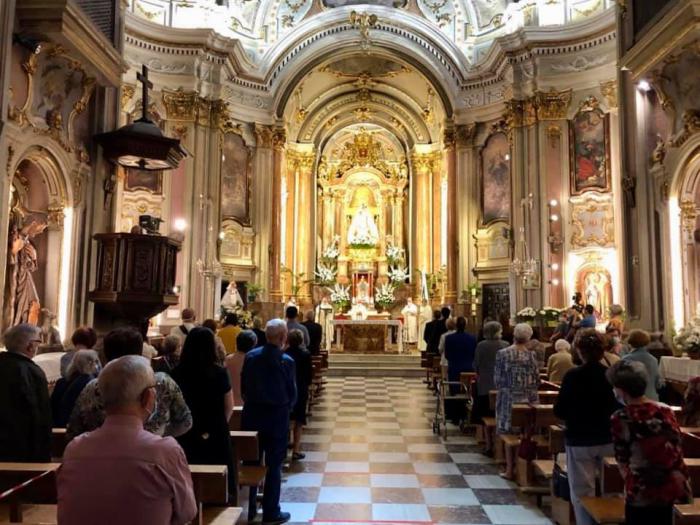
top-left (576, 263), bottom-right (613, 318)
top-left (569, 99), bottom-right (611, 195)
top-left (220, 132), bottom-right (251, 224)
top-left (125, 169), bottom-right (163, 194)
top-left (571, 198), bottom-right (615, 248)
top-left (480, 132), bottom-right (511, 225)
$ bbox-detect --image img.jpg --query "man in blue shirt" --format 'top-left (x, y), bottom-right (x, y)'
top-left (241, 319), bottom-right (296, 525)
top-left (579, 304), bottom-right (597, 328)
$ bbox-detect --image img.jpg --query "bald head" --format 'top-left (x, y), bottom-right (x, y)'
top-left (98, 355), bottom-right (155, 418)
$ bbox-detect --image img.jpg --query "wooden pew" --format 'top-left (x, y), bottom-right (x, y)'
top-left (579, 496), bottom-right (625, 525)
top-left (228, 406), bottom-right (243, 432)
top-left (50, 429), bottom-right (67, 460)
top-left (230, 431), bottom-right (266, 521)
top-left (602, 457), bottom-right (700, 497)
top-left (674, 502), bottom-right (700, 525)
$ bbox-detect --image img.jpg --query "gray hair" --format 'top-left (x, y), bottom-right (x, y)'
top-left (555, 339), bottom-right (571, 353)
top-left (98, 355), bottom-right (154, 410)
top-left (3, 323), bottom-right (41, 354)
top-left (266, 318), bottom-right (288, 344)
top-left (513, 323), bottom-right (533, 344)
top-left (606, 359), bottom-right (648, 398)
top-left (66, 349), bottom-right (100, 380)
top-left (236, 329), bottom-right (258, 353)
top-left (482, 321), bottom-right (503, 340)
top-left (162, 335), bottom-right (181, 356)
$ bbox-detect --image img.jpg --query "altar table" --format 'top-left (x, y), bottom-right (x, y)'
top-left (331, 320), bottom-right (403, 354)
top-left (659, 356), bottom-right (700, 384)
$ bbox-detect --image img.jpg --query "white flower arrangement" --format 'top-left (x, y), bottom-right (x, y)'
top-left (348, 231), bottom-right (377, 248)
top-left (388, 265), bottom-right (409, 283)
top-left (375, 282), bottom-right (396, 309)
top-left (674, 317), bottom-right (700, 355)
top-left (516, 307), bottom-right (537, 319)
top-left (322, 235), bottom-right (341, 260)
top-left (386, 243), bottom-right (405, 264)
top-left (327, 283), bottom-right (351, 310)
top-left (315, 263), bottom-right (337, 285)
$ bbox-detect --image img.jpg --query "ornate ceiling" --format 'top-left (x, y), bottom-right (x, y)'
top-left (128, 0), bottom-right (614, 64)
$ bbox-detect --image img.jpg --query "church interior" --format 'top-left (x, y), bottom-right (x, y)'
top-left (2, 0), bottom-right (700, 524)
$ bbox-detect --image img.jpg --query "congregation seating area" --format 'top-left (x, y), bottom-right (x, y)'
top-left (0, 350), bottom-right (330, 525)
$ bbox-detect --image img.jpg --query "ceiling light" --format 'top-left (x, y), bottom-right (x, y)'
top-left (637, 80), bottom-right (652, 92)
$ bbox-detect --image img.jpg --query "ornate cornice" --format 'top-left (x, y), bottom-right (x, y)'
top-left (535, 88), bottom-right (573, 120)
top-left (162, 88), bottom-right (198, 121)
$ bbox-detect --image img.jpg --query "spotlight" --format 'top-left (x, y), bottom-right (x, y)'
top-left (174, 218), bottom-right (187, 232)
top-left (13, 34), bottom-right (41, 54)
top-left (219, 231), bottom-right (225, 240)
top-left (549, 199), bottom-right (558, 207)
top-left (551, 278), bottom-right (560, 286)
top-left (637, 80), bottom-right (652, 92)
top-left (551, 263), bottom-right (560, 271)
top-left (504, 153), bottom-right (511, 161)
top-left (550, 214), bottom-right (559, 222)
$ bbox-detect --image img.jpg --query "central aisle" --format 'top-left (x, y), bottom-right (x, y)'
top-left (277, 377), bottom-right (554, 525)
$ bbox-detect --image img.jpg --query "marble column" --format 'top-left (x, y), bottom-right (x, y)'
top-left (295, 150), bottom-right (315, 302)
top-left (444, 128), bottom-right (458, 302)
top-left (411, 152), bottom-right (433, 274)
top-left (455, 124), bottom-right (477, 296)
top-left (253, 124), bottom-right (273, 301)
top-left (269, 128), bottom-right (286, 302)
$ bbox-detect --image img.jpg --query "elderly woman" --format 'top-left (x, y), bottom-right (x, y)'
top-left (622, 329), bottom-right (662, 401)
top-left (608, 360), bottom-right (691, 525)
top-left (547, 339), bottom-right (574, 383)
top-left (494, 323), bottom-right (540, 479)
top-left (554, 330), bottom-right (619, 525)
top-left (473, 320), bottom-right (509, 454)
top-left (286, 329), bottom-right (312, 460)
top-left (52, 349), bottom-right (100, 427)
top-left (152, 335), bottom-right (181, 375)
top-left (61, 326), bottom-right (97, 378)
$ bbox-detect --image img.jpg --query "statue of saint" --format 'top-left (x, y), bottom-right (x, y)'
top-left (357, 276), bottom-right (370, 303)
top-left (221, 281), bottom-right (245, 311)
top-left (3, 199), bottom-right (47, 329)
top-left (347, 203), bottom-right (379, 245)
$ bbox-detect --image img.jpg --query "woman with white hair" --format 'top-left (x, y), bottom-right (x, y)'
top-left (51, 349), bottom-right (100, 427)
top-left (494, 322), bottom-right (540, 479)
top-left (547, 339), bottom-right (574, 383)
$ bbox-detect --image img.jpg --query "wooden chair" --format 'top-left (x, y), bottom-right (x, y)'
top-left (230, 431), bottom-right (266, 521)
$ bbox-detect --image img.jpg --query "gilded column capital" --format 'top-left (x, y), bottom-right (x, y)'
top-left (272, 128), bottom-right (287, 151)
top-left (599, 80), bottom-right (618, 109)
top-left (455, 123), bottom-right (477, 147)
top-left (196, 97), bottom-right (212, 126)
top-left (535, 88), bottom-right (573, 120)
top-left (443, 127), bottom-right (456, 150)
top-left (254, 124), bottom-right (274, 148)
top-left (47, 201), bottom-right (65, 230)
top-left (288, 150), bottom-right (315, 170)
top-left (410, 151), bottom-right (440, 173)
top-left (162, 88), bottom-right (198, 121)
top-left (680, 200), bottom-right (698, 233)
top-left (504, 99), bottom-right (524, 129)
top-left (120, 84), bottom-right (135, 111)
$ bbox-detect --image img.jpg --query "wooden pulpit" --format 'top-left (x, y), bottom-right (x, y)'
top-left (89, 233), bottom-right (181, 326)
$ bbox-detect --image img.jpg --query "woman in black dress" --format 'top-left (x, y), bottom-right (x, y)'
top-left (171, 327), bottom-right (235, 494)
top-left (285, 329), bottom-right (312, 461)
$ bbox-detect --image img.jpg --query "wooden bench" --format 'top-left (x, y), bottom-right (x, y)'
top-left (674, 502), bottom-right (700, 525)
top-left (201, 505), bottom-right (243, 525)
top-left (230, 431), bottom-right (266, 521)
top-left (228, 406), bottom-right (243, 431)
top-left (579, 496), bottom-right (625, 525)
top-left (50, 429), bottom-right (67, 460)
top-left (602, 457), bottom-right (700, 497)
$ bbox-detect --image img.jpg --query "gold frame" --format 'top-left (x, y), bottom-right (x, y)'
top-left (570, 198), bottom-right (615, 248)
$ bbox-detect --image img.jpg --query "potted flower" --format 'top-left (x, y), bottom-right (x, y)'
top-left (246, 283), bottom-right (264, 303)
top-left (516, 307), bottom-right (537, 325)
top-left (327, 283), bottom-right (351, 313)
top-left (314, 263), bottom-right (337, 286)
top-left (538, 307), bottom-right (563, 327)
top-left (388, 265), bottom-right (409, 284)
top-left (375, 283), bottom-right (396, 312)
top-left (674, 318), bottom-right (700, 359)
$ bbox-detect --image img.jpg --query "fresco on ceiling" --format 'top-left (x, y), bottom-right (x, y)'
top-left (323, 0), bottom-right (407, 6)
top-left (481, 131), bottom-right (511, 224)
top-left (417, 0), bottom-right (456, 39)
top-left (321, 57), bottom-right (408, 78)
top-left (472, 0), bottom-right (506, 28)
top-left (276, 0), bottom-right (313, 35)
top-left (221, 132), bottom-right (251, 224)
top-left (569, 104), bottom-right (610, 195)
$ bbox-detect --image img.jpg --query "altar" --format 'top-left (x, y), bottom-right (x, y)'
top-left (331, 319), bottom-right (403, 354)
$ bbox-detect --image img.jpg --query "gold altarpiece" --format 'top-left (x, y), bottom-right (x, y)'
top-left (317, 127), bottom-right (409, 294)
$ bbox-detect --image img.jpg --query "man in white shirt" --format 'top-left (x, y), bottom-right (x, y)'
top-left (169, 308), bottom-right (197, 344)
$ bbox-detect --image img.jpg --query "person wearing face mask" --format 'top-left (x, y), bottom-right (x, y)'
top-left (58, 355), bottom-right (197, 525)
top-left (607, 360), bottom-right (691, 525)
top-left (553, 329), bottom-right (620, 525)
top-left (67, 327), bottom-right (192, 441)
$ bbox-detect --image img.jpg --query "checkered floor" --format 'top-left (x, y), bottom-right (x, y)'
top-left (277, 377), bottom-right (554, 525)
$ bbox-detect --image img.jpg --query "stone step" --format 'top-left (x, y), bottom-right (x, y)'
top-left (327, 353), bottom-right (424, 377)
top-left (327, 366), bottom-right (424, 378)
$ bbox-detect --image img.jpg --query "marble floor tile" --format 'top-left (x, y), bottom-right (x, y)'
top-left (317, 486), bottom-right (372, 504)
top-left (370, 487), bottom-right (425, 504)
top-left (369, 473), bottom-right (421, 488)
top-left (368, 452), bottom-right (412, 463)
top-left (371, 503), bottom-right (432, 521)
top-left (324, 461), bottom-right (370, 473)
top-left (421, 488), bottom-right (479, 506)
top-left (314, 503), bottom-right (372, 521)
top-left (464, 475), bottom-right (518, 489)
top-left (279, 503), bottom-right (317, 522)
top-left (413, 461), bottom-right (462, 475)
top-left (322, 473), bottom-right (371, 487)
top-left (482, 504), bottom-right (553, 524)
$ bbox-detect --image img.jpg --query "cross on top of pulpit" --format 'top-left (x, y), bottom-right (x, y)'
top-left (137, 65), bottom-right (153, 121)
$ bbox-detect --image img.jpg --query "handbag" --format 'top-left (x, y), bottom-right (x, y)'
top-left (552, 460), bottom-right (571, 501)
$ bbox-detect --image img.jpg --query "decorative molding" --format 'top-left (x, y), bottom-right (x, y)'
top-left (121, 84), bottom-right (136, 111)
top-left (599, 80), bottom-right (618, 109)
top-left (535, 89), bottom-right (573, 120)
top-left (254, 123), bottom-right (274, 148)
top-left (272, 128), bottom-right (287, 150)
top-left (570, 197), bottom-right (615, 248)
top-left (455, 123), bottom-right (476, 147)
top-left (162, 88), bottom-right (198, 121)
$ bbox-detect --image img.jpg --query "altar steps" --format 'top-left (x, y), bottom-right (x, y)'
top-left (327, 353), bottom-right (423, 378)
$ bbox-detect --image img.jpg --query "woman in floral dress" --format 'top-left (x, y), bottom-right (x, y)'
top-left (607, 360), bottom-right (691, 525)
top-left (494, 323), bottom-right (540, 478)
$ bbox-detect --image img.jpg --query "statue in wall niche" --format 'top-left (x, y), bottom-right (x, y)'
top-left (3, 195), bottom-right (47, 329)
top-left (347, 203), bottom-right (379, 246)
top-left (577, 266), bottom-right (613, 319)
top-left (221, 281), bottom-right (245, 312)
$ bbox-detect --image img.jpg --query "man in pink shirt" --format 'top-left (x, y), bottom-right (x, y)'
top-left (58, 355), bottom-right (197, 525)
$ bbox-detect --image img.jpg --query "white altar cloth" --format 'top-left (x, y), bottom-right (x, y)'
top-left (659, 356), bottom-right (700, 383)
top-left (331, 319), bottom-right (403, 354)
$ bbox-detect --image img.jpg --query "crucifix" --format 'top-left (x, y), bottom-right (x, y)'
top-left (136, 64), bottom-right (153, 121)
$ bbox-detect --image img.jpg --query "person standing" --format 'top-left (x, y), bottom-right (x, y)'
top-left (554, 330), bottom-right (619, 525)
top-left (579, 304), bottom-right (597, 328)
top-left (622, 329), bottom-right (662, 401)
top-left (152, 335), bottom-right (181, 375)
top-left (401, 298), bottom-right (419, 344)
top-left (241, 319), bottom-right (297, 525)
top-left (494, 323), bottom-right (540, 479)
top-left (315, 297), bottom-right (334, 351)
top-left (58, 355), bottom-right (197, 525)
top-left (444, 317), bottom-right (477, 383)
top-left (169, 308), bottom-right (197, 345)
top-left (285, 329), bottom-right (312, 461)
top-left (0, 323), bottom-right (51, 461)
top-left (608, 360), bottom-right (691, 525)
top-left (61, 326), bottom-right (97, 378)
top-left (423, 310), bottom-right (441, 355)
top-left (302, 310), bottom-right (322, 356)
top-left (285, 306), bottom-right (310, 348)
top-left (252, 316), bottom-right (267, 347)
top-left (225, 330), bottom-right (258, 407)
top-left (217, 313), bottom-right (242, 355)
top-left (171, 327), bottom-right (236, 497)
top-left (51, 349), bottom-right (100, 428)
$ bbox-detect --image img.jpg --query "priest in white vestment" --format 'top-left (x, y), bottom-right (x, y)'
top-left (401, 297), bottom-right (418, 343)
top-left (315, 297), bottom-right (334, 351)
